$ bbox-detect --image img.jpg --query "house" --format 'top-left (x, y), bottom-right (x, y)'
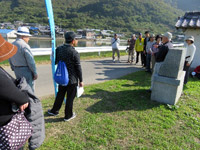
top-left (77, 29), bottom-right (95, 39)
top-left (175, 11), bottom-right (200, 68)
top-left (0, 29), bottom-right (17, 38)
top-left (14, 21), bottom-right (23, 28)
top-left (2, 22), bottom-right (15, 29)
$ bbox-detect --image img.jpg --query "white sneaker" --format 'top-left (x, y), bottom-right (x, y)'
top-left (64, 113), bottom-right (76, 122)
top-left (113, 59), bottom-right (115, 63)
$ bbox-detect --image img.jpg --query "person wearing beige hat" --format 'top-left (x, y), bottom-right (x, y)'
top-left (0, 33), bottom-right (29, 127)
top-left (184, 36), bottom-right (196, 84)
top-left (9, 26), bottom-right (37, 92)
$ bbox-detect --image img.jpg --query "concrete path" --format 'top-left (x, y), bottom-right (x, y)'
top-left (5, 56), bottom-right (142, 98)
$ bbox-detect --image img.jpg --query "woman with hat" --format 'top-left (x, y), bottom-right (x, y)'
top-left (184, 36), bottom-right (196, 84)
top-left (9, 26), bottom-right (37, 92)
top-left (0, 34), bottom-right (30, 147)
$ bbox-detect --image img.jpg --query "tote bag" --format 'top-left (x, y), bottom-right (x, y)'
top-left (54, 61), bottom-right (69, 86)
top-left (0, 112), bottom-right (32, 150)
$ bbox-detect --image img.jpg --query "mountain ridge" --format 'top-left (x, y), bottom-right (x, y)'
top-left (0, 0), bottom-right (183, 34)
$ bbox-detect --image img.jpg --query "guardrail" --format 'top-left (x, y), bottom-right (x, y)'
top-left (31, 43), bottom-right (184, 56)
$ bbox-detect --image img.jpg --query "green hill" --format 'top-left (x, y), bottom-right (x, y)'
top-left (164, 0), bottom-right (200, 11)
top-left (0, 0), bottom-right (183, 34)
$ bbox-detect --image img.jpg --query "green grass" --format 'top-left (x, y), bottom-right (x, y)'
top-left (36, 71), bottom-right (200, 150)
top-left (0, 51), bottom-right (127, 66)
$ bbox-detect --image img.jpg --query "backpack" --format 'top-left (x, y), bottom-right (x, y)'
top-left (54, 61), bottom-right (69, 86)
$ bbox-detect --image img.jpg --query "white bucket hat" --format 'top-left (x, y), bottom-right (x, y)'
top-left (15, 26), bottom-right (32, 37)
top-left (185, 36), bottom-right (194, 42)
top-left (163, 32), bottom-right (172, 41)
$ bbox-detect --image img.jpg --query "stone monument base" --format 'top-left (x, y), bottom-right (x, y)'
top-left (151, 71), bottom-right (185, 105)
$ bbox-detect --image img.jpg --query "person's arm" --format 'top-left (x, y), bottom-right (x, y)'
top-left (23, 46), bottom-right (37, 79)
top-left (146, 42), bottom-right (150, 53)
top-left (8, 59), bottom-right (14, 71)
top-left (55, 47), bottom-right (59, 65)
top-left (0, 72), bottom-right (29, 108)
top-left (74, 51), bottom-right (83, 86)
top-left (118, 38), bottom-right (120, 44)
top-left (187, 46), bottom-right (196, 65)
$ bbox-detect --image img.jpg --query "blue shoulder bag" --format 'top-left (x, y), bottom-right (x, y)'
top-left (54, 61), bottom-right (69, 86)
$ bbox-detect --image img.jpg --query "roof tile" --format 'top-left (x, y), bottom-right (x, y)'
top-left (175, 12), bottom-right (200, 29)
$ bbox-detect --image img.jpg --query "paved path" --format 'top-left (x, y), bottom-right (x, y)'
top-left (5, 56), bottom-right (142, 98)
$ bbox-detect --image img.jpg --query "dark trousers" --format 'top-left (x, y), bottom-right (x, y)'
top-left (146, 54), bottom-right (151, 71)
top-left (136, 52), bottom-right (142, 64)
top-left (142, 53), bottom-right (146, 67)
top-left (51, 84), bottom-right (77, 119)
top-left (183, 61), bottom-right (190, 84)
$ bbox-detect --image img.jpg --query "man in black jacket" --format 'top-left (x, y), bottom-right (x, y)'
top-left (155, 32), bottom-right (173, 62)
top-left (150, 32), bottom-right (173, 91)
top-left (48, 32), bottom-right (83, 121)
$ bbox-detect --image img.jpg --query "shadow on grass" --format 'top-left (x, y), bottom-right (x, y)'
top-left (84, 88), bottom-right (161, 113)
top-left (45, 117), bottom-right (64, 123)
top-left (84, 71), bottom-right (161, 113)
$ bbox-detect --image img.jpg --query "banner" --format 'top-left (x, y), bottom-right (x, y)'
top-left (44, 0), bottom-right (57, 95)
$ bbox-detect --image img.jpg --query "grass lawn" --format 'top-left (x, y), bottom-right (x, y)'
top-left (0, 51), bottom-right (127, 66)
top-left (37, 71), bottom-right (200, 150)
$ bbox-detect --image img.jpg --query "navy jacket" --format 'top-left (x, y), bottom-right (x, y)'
top-left (155, 42), bottom-right (173, 62)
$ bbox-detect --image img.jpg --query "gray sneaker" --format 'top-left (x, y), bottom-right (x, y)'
top-left (64, 113), bottom-right (76, 122)
top-left (47, 109), bottom-right (59, 116)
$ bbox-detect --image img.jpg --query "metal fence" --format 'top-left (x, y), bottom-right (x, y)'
top-left (31, 43), bottom-right (184, 56)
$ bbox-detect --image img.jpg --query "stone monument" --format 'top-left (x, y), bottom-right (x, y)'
top-left (151, 48), bottom-right (186, 105)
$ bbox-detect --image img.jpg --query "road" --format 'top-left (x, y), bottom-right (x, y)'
top-left (5, 56), bottom-right (142, 98)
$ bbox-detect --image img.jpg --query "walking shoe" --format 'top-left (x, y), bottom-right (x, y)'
top-left (47, 109), bottom-right (59, 116)
top-left (64, 113), bottom-right (77, 122)
top-left (113, 59), bottom-right (115, 63)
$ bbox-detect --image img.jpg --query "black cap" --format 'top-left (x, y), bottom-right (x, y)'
top-left (155, 35), bottom-right (162, 41)
top-left (145, 31), bottom-right (149, 34)
top-left (65, 32), bottom-right (76, 43)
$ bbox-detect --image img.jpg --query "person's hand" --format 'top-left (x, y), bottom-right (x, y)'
top-left (186, 63), bottom-right (190, 67)
top-left (79, 82), bottom-right (84, 87)
top-left (154, 45), bottom-right (158, 48)
top-left (33, 74), bottom-right (38, 80)
top-left (20, 103), bottom-right (29, 111)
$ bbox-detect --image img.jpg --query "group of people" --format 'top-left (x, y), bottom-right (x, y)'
top-left (111, 31), bottom-right (196, 85)
top-left (0, 26), bottom-right (196, 149)
top-left (0, 27), bottom-right (83, 149)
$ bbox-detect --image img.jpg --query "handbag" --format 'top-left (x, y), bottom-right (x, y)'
top-left (0, 111), bottom-right (32, 150)
top-left (54, 61), bottom-right (69, 86)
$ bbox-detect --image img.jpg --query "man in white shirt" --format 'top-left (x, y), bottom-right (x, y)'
top-left (111, 34), bottom-right (120, 63)
top-left (184, 36), bottom-right (196, 84)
